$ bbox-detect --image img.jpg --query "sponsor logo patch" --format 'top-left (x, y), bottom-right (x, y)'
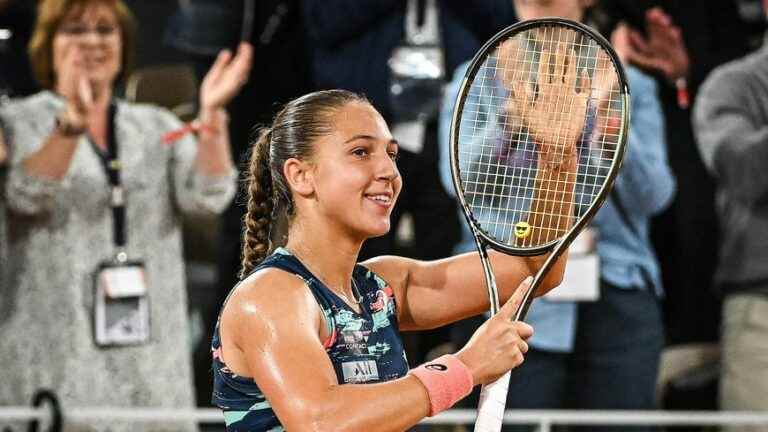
top-left (342, 360), bottom-right (379, 383)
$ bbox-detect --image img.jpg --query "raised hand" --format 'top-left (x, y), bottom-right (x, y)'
top-left (509, 42), bottom-right (590, 169)
top-left (589, 50), bottom-right (620, 143)
top-left (199, 42), bottom-right (254, 111)
top-left (623, 8), bottom-right (689, 82)
top-left (455, 277), bottom-right (535, 385)
top-left (57, 44), bottom-right (96, 129)
top-left (0, 127), bottom-right (7, 165)
top-left (497, 36), bottom-right (530, 93)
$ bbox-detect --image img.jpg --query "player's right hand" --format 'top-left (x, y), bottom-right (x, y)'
top-left (455, 276), bottom-right (535, 385)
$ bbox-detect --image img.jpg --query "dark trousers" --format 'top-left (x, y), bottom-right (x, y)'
top-left (455, 281), bottom-right (664, 431)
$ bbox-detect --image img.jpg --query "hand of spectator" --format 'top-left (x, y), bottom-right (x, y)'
top-left (0, 128), bottom-right (7, 165)
top-left (497, 37), bottom-right (530, 95)
top-left (507, 42), bottom-right (588, 167)
top-left (591, 50), bottom-right (617, 106)
top-left (199, 42), bottom-right (254, 111)
top-left (590, 50), bottom-right (620, 146)
top-left (624, 7), bottom-right (690, 82)
top-left (57, 44), bottom-right (96, 130)
top-left (609, 22), bottom-right (633, 65)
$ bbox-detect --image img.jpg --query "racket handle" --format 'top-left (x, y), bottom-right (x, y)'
top-left (474, 370), bottom-right (511, 432)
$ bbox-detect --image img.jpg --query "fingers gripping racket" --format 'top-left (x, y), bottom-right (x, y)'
top-left (448, 19), bottom-right (629, 431)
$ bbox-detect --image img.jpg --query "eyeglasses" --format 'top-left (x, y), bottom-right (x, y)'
top-left (58, 24), bottom-right (118, 38)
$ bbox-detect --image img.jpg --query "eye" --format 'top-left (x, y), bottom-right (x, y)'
top-left (351, 147), bottom-right (369, 158)
top-left (388, 150), bottom-right (399, 161)
top-left (96, 25), bottom-right (118, 36)
top-left (60, 24), bottom-right (87, 35)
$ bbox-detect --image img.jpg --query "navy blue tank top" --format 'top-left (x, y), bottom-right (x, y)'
top-left (211, 247), bottom-right (410, 431)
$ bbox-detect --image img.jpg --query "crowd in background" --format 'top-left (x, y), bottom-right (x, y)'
top-left (1, 0), bottom-right (768, 431)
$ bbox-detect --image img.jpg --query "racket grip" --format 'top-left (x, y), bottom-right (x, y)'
top-left (474, 370), bottom-right (511, 432)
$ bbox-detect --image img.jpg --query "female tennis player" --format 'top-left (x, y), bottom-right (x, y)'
top-left (212, 87), bottom-right (580, 431)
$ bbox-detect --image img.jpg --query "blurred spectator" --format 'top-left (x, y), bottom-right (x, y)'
top-left (165, 0), bottom-right (312, 406)
top-left (599, 0), bottom-right (751, 345)
top-left (0, 1), bottom-right (250, 431)
top-left (0, 0), bottom-right (38, 98)
top-left (438, 2), bottom-right (675, 430)
top-left (0, 122), bottom-right (6, 321)
top-left (302, 0), bottom-right (517, 364)
top-left (0, 118), bottom-right (6, 164)
top-left (693, 2), bottom-right (768, 425)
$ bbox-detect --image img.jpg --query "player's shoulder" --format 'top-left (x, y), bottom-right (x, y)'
top-left (359, 255), bottom-right (412, 295)
top-left (223, 266), bottom-right (316, 322)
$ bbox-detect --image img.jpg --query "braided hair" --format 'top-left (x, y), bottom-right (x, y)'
top-left (239, 90), bottom-right (369, 279)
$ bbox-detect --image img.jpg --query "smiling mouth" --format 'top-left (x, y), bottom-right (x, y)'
top-left (365, 194), bottom-right (393, 205)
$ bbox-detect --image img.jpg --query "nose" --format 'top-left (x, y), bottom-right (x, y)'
top-left (80, 32), bottom-right (102, 45)
top-left (375, 151), bottom-right (399, 182)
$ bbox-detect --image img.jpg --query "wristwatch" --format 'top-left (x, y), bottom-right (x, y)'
top-left (55, 111), bottom-right (86, 137)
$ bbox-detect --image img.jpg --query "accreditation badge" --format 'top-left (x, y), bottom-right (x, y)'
top-left (93, 260), bottom-right (150, 346)
top-left (544, 228), bottom-right (600, 302)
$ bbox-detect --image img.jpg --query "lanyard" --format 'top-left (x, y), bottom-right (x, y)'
top-left (91, 102), bottom-right (127, 261)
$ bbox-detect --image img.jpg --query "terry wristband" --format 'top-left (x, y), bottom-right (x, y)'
top-left (408, 354), bottom-right (474, 416)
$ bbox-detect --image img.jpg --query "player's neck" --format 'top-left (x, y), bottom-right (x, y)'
top-left (285, 220), bottom-right (361, 293)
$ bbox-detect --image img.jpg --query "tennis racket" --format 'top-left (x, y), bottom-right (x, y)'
top-left (448, 18), bottom-right (629, 431)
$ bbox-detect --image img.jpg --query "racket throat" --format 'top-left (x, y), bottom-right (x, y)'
top-left (472, 230), bottom-right (502, 315)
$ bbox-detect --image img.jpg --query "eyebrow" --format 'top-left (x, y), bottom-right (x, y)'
top-left (343, 135), bottom-right (399, 147)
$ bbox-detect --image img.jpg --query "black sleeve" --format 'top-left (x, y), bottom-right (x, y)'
top-left (676, 0), bottom-right (750, 92)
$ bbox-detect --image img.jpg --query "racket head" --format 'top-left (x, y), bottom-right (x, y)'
top-left (450, 18), bottom-right (629, 256)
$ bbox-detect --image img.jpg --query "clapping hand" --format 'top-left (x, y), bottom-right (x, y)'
top-left (0, 127), bottom-right (7, 165)
top-left (622, 8), bottom-right (689, 82)
top-left (199, 42), bottom-right (254, 112)
top-left (57, 44), bottom-right (97, 130)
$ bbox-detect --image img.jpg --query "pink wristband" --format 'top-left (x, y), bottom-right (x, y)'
top-left (408, 354), bottom-right (474, 416)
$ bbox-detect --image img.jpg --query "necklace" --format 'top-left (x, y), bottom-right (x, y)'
top-left (287, 248), bottom-right (363, 305)
top-left (337, 278), bottom-right (363, 305)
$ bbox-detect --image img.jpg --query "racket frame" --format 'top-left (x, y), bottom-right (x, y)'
top-left (448, 19), bottom-right (631, 431)
top-left (449, 17), bottom-right (630, 318)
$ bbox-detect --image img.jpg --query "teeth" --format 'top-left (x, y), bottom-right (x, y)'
top-left (368, 195), bottom-right (390, 203)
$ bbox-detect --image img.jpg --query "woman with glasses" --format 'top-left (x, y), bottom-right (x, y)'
top-left (0, 0), bottom-right (252, 430)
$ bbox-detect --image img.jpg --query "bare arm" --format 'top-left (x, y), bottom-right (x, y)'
top-left (21, 126), bottom-right (81, 180)
top-left (364, 248), bottom-right (565, 331)
top-left (21, 44), bottom-right (97, 181)
top-left (0, 127), bottom-right (5, 165)
top-left (220, 269), bottom-right (534, 431)
top-left (193, 107), bottom-right (232, 176)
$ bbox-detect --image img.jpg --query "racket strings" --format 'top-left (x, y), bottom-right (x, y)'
top-left (457, 24), bottom-right (623, 249)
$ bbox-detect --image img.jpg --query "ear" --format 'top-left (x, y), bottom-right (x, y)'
top-left (283, 157), bottom-right (315, 198)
